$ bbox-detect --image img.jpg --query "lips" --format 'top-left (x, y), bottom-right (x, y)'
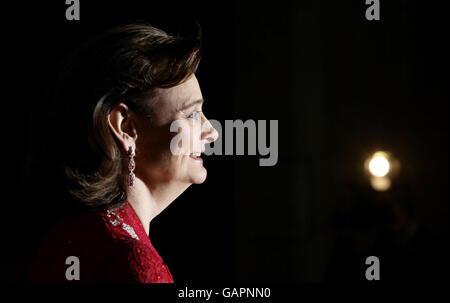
top-left (190, 152), bottom-right (203, 161)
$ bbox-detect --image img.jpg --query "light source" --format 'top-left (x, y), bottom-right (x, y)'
top-left (365, 151), bottom-right (398, 192)
top-left (368, 151), bottom-right (390, 177)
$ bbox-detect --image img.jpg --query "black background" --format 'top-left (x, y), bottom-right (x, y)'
top-left (1, 0), bottom-right (448, 284)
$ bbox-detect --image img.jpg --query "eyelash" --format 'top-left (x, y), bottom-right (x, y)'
top-left (187, 110), bottom-right (202, 119)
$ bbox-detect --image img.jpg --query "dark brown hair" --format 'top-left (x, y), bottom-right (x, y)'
top-left (46, 22), bottom-right (201, 209)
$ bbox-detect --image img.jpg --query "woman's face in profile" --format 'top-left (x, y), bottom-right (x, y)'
top-left (134, 75), bottom-right (218, 186)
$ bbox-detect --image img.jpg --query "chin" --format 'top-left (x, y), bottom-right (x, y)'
top-left (189, 168), bottom-right (207, 184)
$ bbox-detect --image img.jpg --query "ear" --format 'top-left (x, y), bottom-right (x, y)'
top-left (107, 103), bottom-right (138, 152)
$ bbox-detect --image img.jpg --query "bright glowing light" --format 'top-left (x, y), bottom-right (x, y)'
top-left (368, 152), bottom-right (390, 177)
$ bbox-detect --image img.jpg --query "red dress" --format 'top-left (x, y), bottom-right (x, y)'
top-left (29, 201), bottom-right (174, 283)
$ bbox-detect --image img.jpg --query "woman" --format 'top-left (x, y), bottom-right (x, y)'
top-left (28, 22), bottom-right (218, 282)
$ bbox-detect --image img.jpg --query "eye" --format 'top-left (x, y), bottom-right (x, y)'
top-left (187, 110), bottom-right (202, 120)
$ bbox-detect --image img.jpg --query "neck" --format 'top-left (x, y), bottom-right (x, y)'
top-left (126, 177), bottom-right (190, 235)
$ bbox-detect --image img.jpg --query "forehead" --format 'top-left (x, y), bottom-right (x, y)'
top-left (152, 75), bottom-right (202, 113)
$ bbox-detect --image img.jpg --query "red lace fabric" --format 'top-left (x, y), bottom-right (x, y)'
top-left (29, 202), bottom-right (174, 283)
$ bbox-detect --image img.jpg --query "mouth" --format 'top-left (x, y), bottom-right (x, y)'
top-left (190, 152), bottom-right (203, 162)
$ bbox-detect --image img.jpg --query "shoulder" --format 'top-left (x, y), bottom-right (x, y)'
top-left (98, 209), bottom-right (173, 282)
top-left (30, 205), bottom-right (173, 283)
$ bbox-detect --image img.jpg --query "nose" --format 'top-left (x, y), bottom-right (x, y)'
top-left (201, 115), bottom-right (219, 144)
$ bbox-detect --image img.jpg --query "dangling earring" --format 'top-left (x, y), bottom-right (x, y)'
top-left (128, 146), bottom-right (136, 187)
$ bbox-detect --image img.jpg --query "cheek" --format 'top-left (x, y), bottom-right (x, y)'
top-left (142, 129), bottom-right (190, 172)
top-left (169, 120), bottom-right (201, 155)
top-left (136, 121), bottom-right (204, 181)
top-left (136, 125), bottom-right (173, 168)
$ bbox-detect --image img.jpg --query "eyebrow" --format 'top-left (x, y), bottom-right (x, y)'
top-left (178, 98), bottom-right (204, 112)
